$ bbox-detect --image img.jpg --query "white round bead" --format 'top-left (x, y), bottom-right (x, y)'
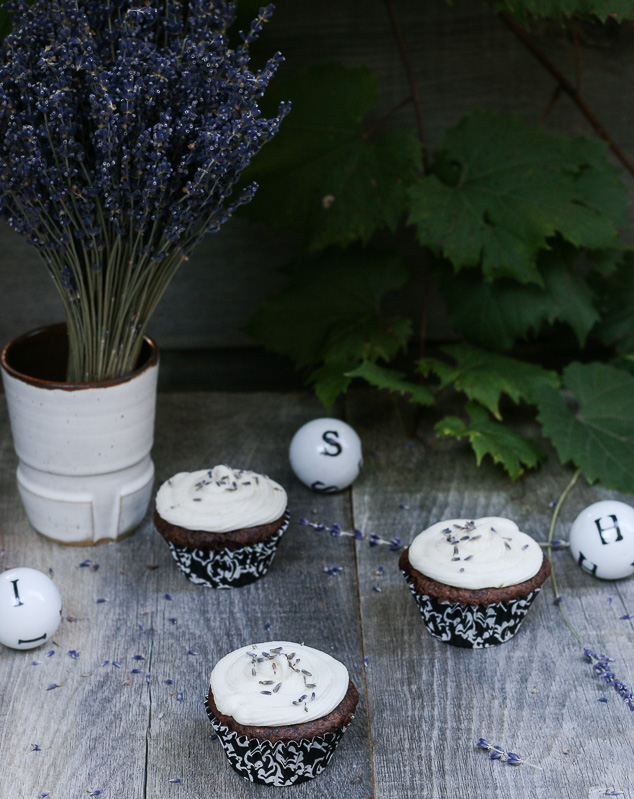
top-left (0, 567), bottom-right (63, 649)
top-left (289, 418), bottom-right (363, 492)
top-left (569, 500), bottom-right (634, 580)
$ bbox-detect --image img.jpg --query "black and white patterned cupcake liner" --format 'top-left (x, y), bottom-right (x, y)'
top-left (403, 571), bottom-right (542, 648)
top-left (164, 511), bottom-right (290, 589)
top-left (204, 696), bottom-right (353, 786)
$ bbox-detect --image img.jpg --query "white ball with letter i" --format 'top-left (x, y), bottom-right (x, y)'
top-left (0, 567), bottom-right (63, 649)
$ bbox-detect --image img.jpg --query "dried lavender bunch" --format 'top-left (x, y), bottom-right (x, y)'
top-left (583, 648), bottom-right (634, 712)
top-left (0, 0), bottom-right (288, 381)
top-left (297, 517), bottom-right (403, 550)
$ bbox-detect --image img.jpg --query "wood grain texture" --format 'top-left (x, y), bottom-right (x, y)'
top-left (347, 389), bottom-right (634, 799)
top-left (1, 0), bottom-right (632, 351)
top-left (1, 389), bottom-right (634, 798)
top-left (0, 393), bottom-right (373, 799)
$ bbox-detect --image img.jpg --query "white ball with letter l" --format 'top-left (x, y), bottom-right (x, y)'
top-left (289, 418), bottom-right (363, 493)
top-left (569, 500), bottom-right (634, 580)
top-left (0, 567), bottom-right (63, 650)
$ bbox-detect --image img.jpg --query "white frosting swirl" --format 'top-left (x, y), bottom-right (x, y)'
top-left (210, 641), bottom-right (349, 726)
top-left (408, 516), bottom-right (543, 589)
top-left (155, 465), bottom-right (287, 533)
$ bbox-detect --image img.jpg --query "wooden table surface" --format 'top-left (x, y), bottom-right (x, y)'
top-left (1, 391), bottom-right (633, 799)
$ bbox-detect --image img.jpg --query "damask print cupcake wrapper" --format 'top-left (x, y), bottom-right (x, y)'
top-left (402, 570), bottom-right (544, 648)
top-left (164, 512), bottom-right (290, 589)
top-left (204, 696), bottom-right (353, 786)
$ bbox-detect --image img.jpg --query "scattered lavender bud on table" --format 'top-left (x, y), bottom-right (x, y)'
top-left (323, 566), bottom-right (343, 576)
top-left (298, 518), bottom-right (404, 550)
top-left (476, 739), bottom-right (541, 769)
top-left (583, 648), bottom-right (634, 712)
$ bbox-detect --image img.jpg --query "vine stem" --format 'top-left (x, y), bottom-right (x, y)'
top-left (546, 467), bottom-right (583, 645)
top-left (499, 12), bottom-right (634, 177)
top-left (382, 0), bottom-right (428, 171)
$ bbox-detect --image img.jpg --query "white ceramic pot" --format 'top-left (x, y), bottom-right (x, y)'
top-left (1, 325), bottom-right (159, 545)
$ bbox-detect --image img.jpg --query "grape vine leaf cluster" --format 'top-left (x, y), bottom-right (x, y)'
top-left (244, 59), bottom-right (634, 488)
top-left (536, 363), bottom-right (634, 493)
top-left (421, 343), bottom-right (559, 419)
top-left (408, 110), bottom-right (626, 285)
top-left (435, 402), bottom-right (544, 481)
top-left (242, 62), bottom-right (422, 250)
top-left (246, 248), bottom-right (413, 408)
top-left (439, 240), bottom-right (603, 351)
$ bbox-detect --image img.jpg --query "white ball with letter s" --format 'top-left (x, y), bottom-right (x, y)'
top-left (289, 418), bottom-right (363, 493)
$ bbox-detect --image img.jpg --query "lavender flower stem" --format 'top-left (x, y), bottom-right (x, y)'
top-left (546, 468), bottom-right (583, 645)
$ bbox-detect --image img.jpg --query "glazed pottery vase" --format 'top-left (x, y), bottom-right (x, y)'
top-left (0, 324), bottom-right (159, 545)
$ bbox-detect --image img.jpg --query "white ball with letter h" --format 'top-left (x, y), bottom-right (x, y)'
top-left (289, 418), bottom-right (363, 493)
top-left (569, 500), bottom-right (634, 580)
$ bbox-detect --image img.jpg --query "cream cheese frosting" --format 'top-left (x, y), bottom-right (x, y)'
top-left (155, 465), bottom-right (287, 533)
top-left (408, 516), bottom-right (543, 590)
top-left (210, 641), bottom-right (349, 726)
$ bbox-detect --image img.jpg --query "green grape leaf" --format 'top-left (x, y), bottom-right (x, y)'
top-left (438, 240), bottom-right (600, 350)
top-left (242, 63), bottom-right (422, 249)
top-left (487, 0), bottom-right (634, 21)
top-left (308, 361), bottom-right (353, 410)
top-left (408, 110), bottom-right (626, 284)
top-left (345, 361), bottom-right (435, 405)
top-left (435, 402), bottom-right (544, 480)
top-left (422, 343), bottom-right (559, 419)
top-left (594, 251), bottom-right (634, 355)
top-left (536, 362), bottom-right (634, 493)
top-left (246, 248), bottom-right (411, 369)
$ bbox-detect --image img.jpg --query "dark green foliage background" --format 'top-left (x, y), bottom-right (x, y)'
top-left (244, 1), bottom-right (634, 491)
top-left (1, 0), bottom-right (633, 490)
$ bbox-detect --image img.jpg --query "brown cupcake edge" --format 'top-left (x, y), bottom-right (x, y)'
top-left (207, 679), bottom-right (359, 743)
top-left (154, 509), bottom-right (288, 551)
top-left (399, 547), bottom-right (551, 605)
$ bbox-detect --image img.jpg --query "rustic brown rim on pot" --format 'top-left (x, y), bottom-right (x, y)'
top-left (1, 323), bottom-right (159, 391)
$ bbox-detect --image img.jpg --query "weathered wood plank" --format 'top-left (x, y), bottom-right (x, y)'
top-left (348, 389), bottom-right (634, 799)
top-left (0, 393), bottom-right (373, 799)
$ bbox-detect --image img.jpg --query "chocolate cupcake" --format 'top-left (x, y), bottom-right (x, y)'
top-left (205, 641), bottom-right (359, 786)
top-left (400, 517), bottom-right (551, 648)
top-left (154, 465), bottom-right (289, 588)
